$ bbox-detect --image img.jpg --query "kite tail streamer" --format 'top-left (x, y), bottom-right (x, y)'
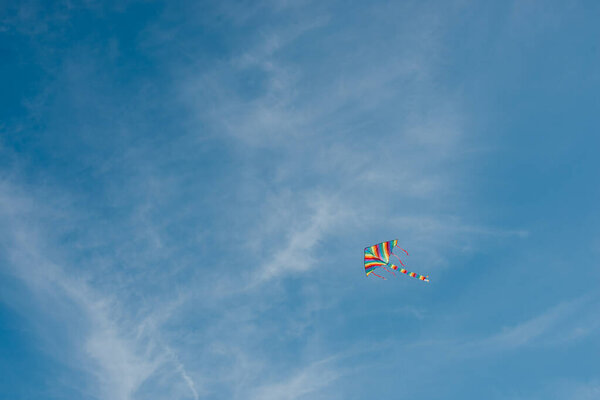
top-left (398, 268), bottom-right (430, 282)
top-left (371, 272), bottom-right (386, 280)
top-left (392, 253), bottom-right (406, 266)
top-left (396, 247), bottom-right (409, 256)
top-left (383, 266), bottom-right (396, 277)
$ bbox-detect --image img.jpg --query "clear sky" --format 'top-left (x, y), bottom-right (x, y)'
top-left (1, 1), bottom-right (599, 399)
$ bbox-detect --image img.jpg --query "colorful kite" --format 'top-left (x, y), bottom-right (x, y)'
top-left (364, 239), bottom-right (429, 282)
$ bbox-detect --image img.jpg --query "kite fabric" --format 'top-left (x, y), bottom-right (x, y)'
top-left (364, 239), bottom-right (429, 282)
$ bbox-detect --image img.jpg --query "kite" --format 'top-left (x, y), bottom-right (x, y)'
top-left (364, 239), bottom-right (429, 282)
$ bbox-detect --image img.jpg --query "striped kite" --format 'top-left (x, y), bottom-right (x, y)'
top-left (364, 240), bottom-right (429, 282)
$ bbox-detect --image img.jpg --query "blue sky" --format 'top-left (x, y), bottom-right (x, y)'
top-left (1, 1), bottom-right (599, 399)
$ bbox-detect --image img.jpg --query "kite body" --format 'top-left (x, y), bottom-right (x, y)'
top-left (364, 240), bottom-right (429, 282)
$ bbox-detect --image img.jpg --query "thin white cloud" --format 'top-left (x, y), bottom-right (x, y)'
top-left (460, 296), bottom-right (598, 356)
top-left (252, 192), bottom-right (350, 284)
top-left (0, 180), bottom-right (197, 400)
top-left (167, 347), bottom-right (200, 400)
top-left (567, 380), bottom-right (600, 400)
top-left (249, 357), bottom-right (341, 400)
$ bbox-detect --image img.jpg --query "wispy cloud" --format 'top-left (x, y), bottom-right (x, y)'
top-left (167, 347), bottom-right (200, 400)
top-left (251, 192), bottom-right (349, 284)
top-left (248, 357), bottom-right (342, 400)
top-left (469, 296), bottom-right (596, 354)
top-left (0, 180), bottom-right (196, 399)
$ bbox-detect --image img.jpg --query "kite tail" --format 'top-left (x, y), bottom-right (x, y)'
top-left (398, 267), bottom-right (430, 282)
